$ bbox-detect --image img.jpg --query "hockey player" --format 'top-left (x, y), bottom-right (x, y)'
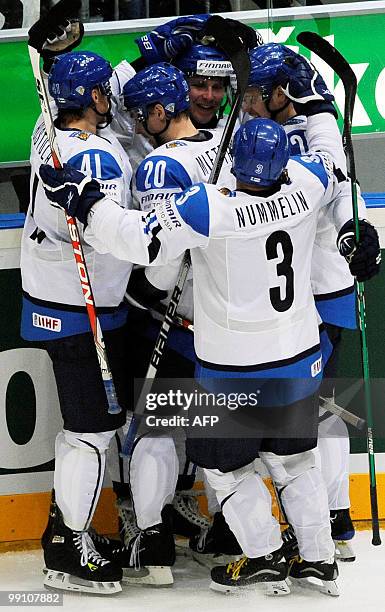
top-left (112, 61), bottom-right (236, 582)
top-left (20, 50), bottom-right (136, 595)
top-left (38, 117), bottom-right (380, 595)
top-left (110, 44), bottom-right (245, 556)
top-left (174, 43), bottom-right (236, 131)
top-left (242, 42), bottom-right (364, 561)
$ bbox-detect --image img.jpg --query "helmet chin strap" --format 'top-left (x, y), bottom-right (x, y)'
top-left (143, 117), bottom-right (171, 146)
top-left (92, 99), bottom-right (113, 129)
top-left (267, 97), bottom-right (291, 121)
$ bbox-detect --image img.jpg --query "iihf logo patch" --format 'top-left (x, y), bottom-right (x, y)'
top-left (311, 357), bottom-right (322, 377)
top-left (33, 313), bottom-right (62, 332)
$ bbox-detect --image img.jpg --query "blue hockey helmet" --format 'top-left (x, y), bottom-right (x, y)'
top-left (232, 118), bottom-right (290, 186)
top-left (123, 63), bottom-right (190, 119)
top-left (248, 43), bottom-right (300, 100)
top-left (48, 51), bottom-right (113, 110)
top-left (174, 44), bottom-right (234, 80)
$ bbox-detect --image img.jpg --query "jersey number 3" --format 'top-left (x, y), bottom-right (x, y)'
top-left (266, 231), bottom-right (294, 313)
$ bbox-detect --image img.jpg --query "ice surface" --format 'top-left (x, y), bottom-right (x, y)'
top-left (0, 531), bottom-right (383, 611)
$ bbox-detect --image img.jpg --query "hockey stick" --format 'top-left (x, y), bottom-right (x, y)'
top-left (319, 396), bottom-right (365, 430)
top-left (121, 25), bottom-right (251, 456)
top-left (297, 31), bottom-right (381, 546)
top-left (28, 45), bottom-right (122, 415)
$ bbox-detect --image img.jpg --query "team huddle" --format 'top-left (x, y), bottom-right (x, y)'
top-left (20, 0), bottom-right (381, 600)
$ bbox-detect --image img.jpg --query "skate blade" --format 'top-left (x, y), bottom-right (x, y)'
top-left (122, 565), bottom-right (173, 586)
top-left (44, 569), bottom-right (121, 595)
top-left (192, 551), bottom-right (241, 570)
top-left (290, 577), bottom-right (339, 597)
top-left (210, 579), bottom-right (290, 596)
top-left (334, 539), bottom-right (356, 562)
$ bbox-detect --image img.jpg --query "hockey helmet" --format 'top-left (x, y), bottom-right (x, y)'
top-left (232, 118), bottom-right (290, 187)
top-left (175, 44), bottom-right (234, 80)
top-left (48, 51), bottom-right (113, 110)
top-left (123, 63), bottom-right (190, 119)
top-left (248, 43), bottom-right (302, 101)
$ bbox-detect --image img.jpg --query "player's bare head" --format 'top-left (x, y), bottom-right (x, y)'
top-left (123, 62), bottom-right (190, 142)
top-left (174, 44), bottom-right (234, 128)
top-left (232, 118), bottom-right (290, 189)
top-left (49, 51), bottom-right (113, 129)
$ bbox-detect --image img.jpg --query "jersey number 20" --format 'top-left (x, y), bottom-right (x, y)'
top-left (266, 231), bottom-right (294, 312)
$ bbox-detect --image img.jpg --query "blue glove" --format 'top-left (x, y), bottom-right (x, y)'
top-left (280, 52), bottom-right (335, 116)
top-left (39, 163), bottom-right (103, 226)
top-left (136, 14), bottom-right (211, 64)
top-left (337, 219), bottom-right (381, 282)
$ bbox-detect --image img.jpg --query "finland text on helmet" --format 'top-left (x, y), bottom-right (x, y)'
top-left (231, 118), bottom-right (290, 187)
top-left (248, 43), bottom-right (300, 101)
top-left (48, 51), bottom-right (113, 109)
top-left (122, 63), bottom-right (190, 119)
top-left (175, 44), bottom-right (234, 80)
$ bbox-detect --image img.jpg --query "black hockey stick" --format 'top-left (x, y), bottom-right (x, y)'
top-left (297, 31), bottom-right (381, 546)
top-left (121, 23), bottom-right (251, 456)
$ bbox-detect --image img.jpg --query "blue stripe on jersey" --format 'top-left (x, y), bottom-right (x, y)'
top-left (195, 348), bottom-right (323, 406)
top-left (292, 154), bottom-right (328, 190)
top-left (21, 297), bottom-right (128, 341)
top-left (68, 149), bottom-right (122, 179)
top-left (175, 184), bottom-right (210, 237)
top-left (136, 156), bottom-right (193, 191)
top-left (320, 327), bottom-right (333, 365)
top-left (316, 289), bottom-right (357, 329)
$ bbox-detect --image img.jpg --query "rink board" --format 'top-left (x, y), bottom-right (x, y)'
top-left (0, 202), bottom-right (384, 542)
top-left (1, 2), bottom-right (385, 166)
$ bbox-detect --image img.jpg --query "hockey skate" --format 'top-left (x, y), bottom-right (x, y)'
top-left (288, 556), bottom-right (339, 596)
top-left (330, 509), bottom-right (356, 562)
top-left (167, 489), bottom-right (212, 537)
top-left (117, 497), bottom-right (140, 547)
top-left (210, 549), bottom-right (290, 595)
top-left (105, 523), bottom-right (176, 586)
top-left (189, 511), bottom-right (242, 569)
top-left (280, 525), bottom-right (299, 561)
top-left (43, 511), bottom-right (122, 595)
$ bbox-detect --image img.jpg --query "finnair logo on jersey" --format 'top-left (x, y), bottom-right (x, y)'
top-left (32, 313), bottom-right (62, 332)
top-left (311, 357), bottom-right (322, 377)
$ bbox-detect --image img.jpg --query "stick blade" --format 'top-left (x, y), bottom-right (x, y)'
top-left (297, 32), bottom-right (357, 91)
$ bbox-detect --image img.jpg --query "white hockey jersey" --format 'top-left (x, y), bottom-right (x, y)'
top-left (134, 128), bottom-right (236, 322)
top-left (21, 117), bottom-right (133, 341)
top-left (282, 112), bottom-right (357, 328)
top-left (85, 151), bottom-right (361, 372)
top-left (133, 129), bottom-right (235, 210)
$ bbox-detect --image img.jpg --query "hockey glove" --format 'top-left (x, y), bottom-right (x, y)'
top-left (28, 0), bottom-right (84, 73)
top-left (125, 268), bottom-right (168, 311)
top-left (136, 14), bottom-right (211, 65)
top-left (337, 219), bottom-right (381, 282)
top-left (40, 163), bottom-right (104, 226)
top-left (280, 53), bottom-right (336, 117)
